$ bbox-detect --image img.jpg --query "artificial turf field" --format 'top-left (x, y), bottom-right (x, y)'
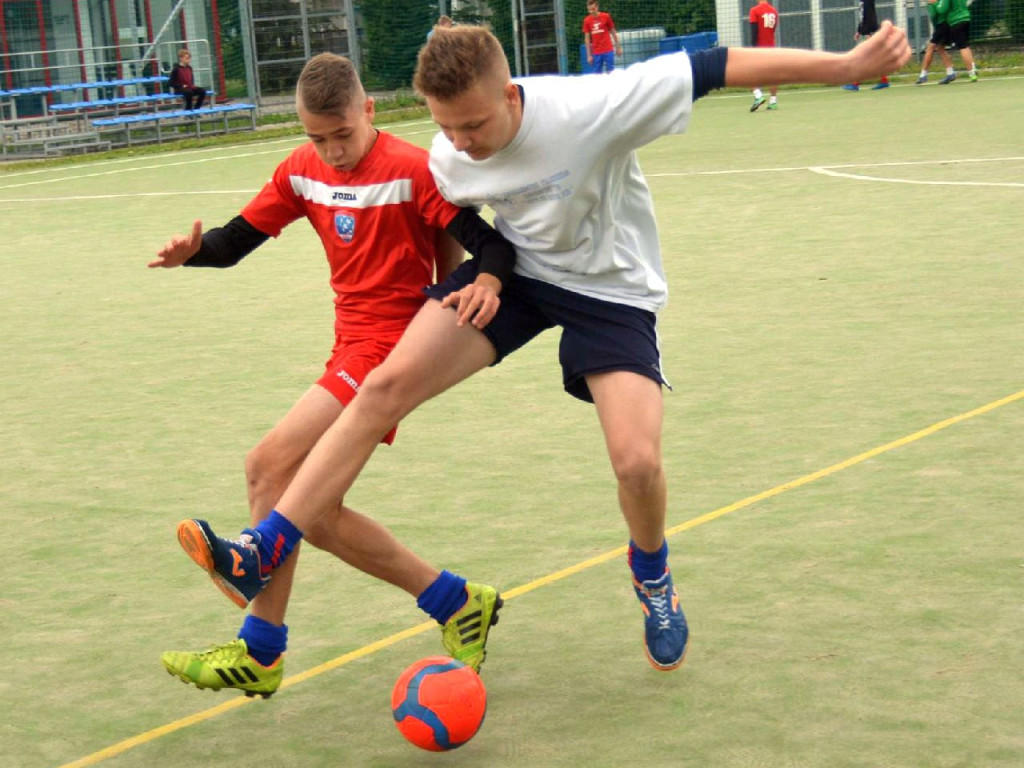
top-left (2, 76), bottom-right (1022, 768)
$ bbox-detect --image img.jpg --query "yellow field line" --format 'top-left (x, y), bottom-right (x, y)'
top-left (58, 388), bottom-right (1024, 768)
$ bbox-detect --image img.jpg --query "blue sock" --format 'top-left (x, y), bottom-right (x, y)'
top-left (629, 539), bottom-right (669, 583)
top-left (238, 614), bottom-right (287, 667)
top-left (252, 509), bottom-right (303, 576)
top-left (416, 570), bottom-right (468, 625)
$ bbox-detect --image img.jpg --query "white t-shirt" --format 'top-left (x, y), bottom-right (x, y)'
top-left (429, 51), bottom-right (694, 312)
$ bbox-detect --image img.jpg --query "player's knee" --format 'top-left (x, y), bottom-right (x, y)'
top-left (357, 365), bottom-right (417, 425)
top-left (609, 447), bottom-right (663, 494)
top-left (302, 512), bottom-right (331, 550)
top-left (244, 441), bottom-right (294, 516)
top-left (301, 502), bottom-right (346, 552)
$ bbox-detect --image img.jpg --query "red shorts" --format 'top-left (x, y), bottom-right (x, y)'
top-left (317, 335), bottom-right (400, 445)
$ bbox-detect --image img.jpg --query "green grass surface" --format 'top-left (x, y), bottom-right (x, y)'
top-left (2, 77), bottom-right (1022, 768)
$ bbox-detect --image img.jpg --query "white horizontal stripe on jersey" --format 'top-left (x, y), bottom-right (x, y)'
top-left (288, 175), bottom-right (412, 208)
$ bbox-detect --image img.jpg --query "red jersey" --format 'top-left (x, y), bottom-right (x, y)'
top-left (241, 132), bottom-right (461, 340)
top-left (749, 1), bottom-right (779, 47)
top-left (583, 12), bottom-right (617, 55)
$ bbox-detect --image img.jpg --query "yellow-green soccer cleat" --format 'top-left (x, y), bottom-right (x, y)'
top-left (161, 639), bottom-right (283, 698)
top-left (441, 583), bottom-right (503, 672)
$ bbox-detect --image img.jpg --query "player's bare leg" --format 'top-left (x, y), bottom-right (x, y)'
top-left (274, 300), bottom-right (497, 532)
top-left (164, 386), bottom-right (441, 694)
top-left (588, 371), bottom-right (688, 670)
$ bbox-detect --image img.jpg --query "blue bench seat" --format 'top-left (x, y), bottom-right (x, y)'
top-left (50, 92), bottom-right (211, 114)
top-left (91, 103), bottom-right (258, 144)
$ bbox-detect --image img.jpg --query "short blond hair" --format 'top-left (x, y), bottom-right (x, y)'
top-left (297, 52), bottom-right (364, 115)
top-left (414, 26), bottom-right (511, 101)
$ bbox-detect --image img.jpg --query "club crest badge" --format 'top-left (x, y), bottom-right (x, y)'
top-left (335, 213), bottom-right (355, 242)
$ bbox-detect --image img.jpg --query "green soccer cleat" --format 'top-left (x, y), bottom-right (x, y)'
top-left (749, 96), bottom-right (766, 112)
top-left (161, 639), bottom-right (283, 698)
top-left (766, 102), bottom-right (778, 111)
top-left (968, 71), bottom-right (978, 82)
top-left (441, 583), bottom-right (503, 672)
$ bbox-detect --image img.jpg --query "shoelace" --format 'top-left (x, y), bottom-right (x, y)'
top-left (643, 585), bottom-right (673, 630)
top-left (198, 641), bottom-right (244, 662)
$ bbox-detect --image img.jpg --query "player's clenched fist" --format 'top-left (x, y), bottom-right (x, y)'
top-left (850, 21), bottom-right (911, 78)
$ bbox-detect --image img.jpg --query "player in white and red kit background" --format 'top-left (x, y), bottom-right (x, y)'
top-left (583, 0), bottom-right (622, 73)
top-left (748, 0), bottom-right (780, 111)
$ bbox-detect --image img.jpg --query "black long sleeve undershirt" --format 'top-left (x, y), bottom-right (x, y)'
top-left (183, 215), bottom-right (268, 268)
top-left (444, 207), bottom-right (516, 287)
top-left (184, 209), bottom-right (516, 287)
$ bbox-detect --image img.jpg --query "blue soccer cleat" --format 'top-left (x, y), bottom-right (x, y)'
top-left (841, 83), bottom-right (860, 91)
top-left (177, 519), bottom-right (269, 608)
top-left (938, 72), bottom-right (958, 85)
top-left (633, 569), bottom-right (689, 671)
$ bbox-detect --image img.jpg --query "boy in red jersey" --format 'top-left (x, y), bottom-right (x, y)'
top-left (154, 53), bottom-right (512, 697)
top-left (583, 0), bottom-right (622, 73)
top-left (748, 0), bottom-right (779, 111)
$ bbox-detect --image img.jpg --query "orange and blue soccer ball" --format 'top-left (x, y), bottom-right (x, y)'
top-left (391, 655), bottom-right (487, 751)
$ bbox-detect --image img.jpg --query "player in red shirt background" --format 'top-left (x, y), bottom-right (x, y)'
top-left (583, 0), bottom-right (622, 73)
top-left (748, 0), bottom-right (779, 111)
top-left (151, 53), bottom-right (512, 697)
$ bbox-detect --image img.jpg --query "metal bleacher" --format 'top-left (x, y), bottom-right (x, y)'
top-left (90, 102), bottom-right (257, 145)
top-left (1, 73), bottom-right (256, 159)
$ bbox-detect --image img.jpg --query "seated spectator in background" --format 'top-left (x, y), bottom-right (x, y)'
top-left (169, 48), bottom-right (207, 110)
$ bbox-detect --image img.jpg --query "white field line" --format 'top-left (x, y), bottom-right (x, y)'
top-left (2, 153), bottom-right (1021, 202)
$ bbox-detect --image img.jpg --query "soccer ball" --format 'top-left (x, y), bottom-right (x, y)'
top-left (391, 655), bottom-right (487, 751)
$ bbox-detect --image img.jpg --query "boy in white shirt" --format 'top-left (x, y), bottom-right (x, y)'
top-left (178, 24), bottom-right (910, 672)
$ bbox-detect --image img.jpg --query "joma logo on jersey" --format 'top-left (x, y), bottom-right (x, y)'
top-left (332, 191), bottom-right (356, 201)
top-left (335, 213), bottom-right (355, 242)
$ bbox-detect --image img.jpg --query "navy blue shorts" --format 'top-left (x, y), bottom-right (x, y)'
top-left (425, 259), bottom-right (669, 403)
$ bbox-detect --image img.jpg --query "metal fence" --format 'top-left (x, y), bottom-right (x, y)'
top-left (2, 0), bottom-right (1021, 112)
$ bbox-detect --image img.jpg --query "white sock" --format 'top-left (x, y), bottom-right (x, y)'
top-left (769, 96), bottom-right (777, 104)
top-left (919, 70), bottom-right (927, 78)
top-left (946, 66), bottom-right (955, 75)
top-left (753, 88), bottom-right (763, 100)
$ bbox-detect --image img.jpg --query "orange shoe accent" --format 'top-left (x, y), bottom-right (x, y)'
top-left (177, 520), bottom-right (215, 572)
top-left (230, 549), bottom-right (247, 577)
top-left (177, 520), bottom-right (249, 609)
top-left (210, 574), bottom-right (250, 609)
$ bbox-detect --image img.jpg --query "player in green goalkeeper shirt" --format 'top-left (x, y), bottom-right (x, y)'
top-left (915, 1), bottom-right (955, 84)
top-left (928, 0), bottom-right (977, 82)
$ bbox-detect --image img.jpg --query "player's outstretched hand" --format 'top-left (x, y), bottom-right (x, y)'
top-left (440, 275), bottom-right (501, 329)
top-left (848, 21), bottom-right (911, 80)
top-left (148, 219), bottom-right (202, 268)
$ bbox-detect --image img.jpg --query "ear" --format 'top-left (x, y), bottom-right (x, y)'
top-left (364, 97), bottom-right (376, 121)
top-left (503, 81), bottom-right (520, 110)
